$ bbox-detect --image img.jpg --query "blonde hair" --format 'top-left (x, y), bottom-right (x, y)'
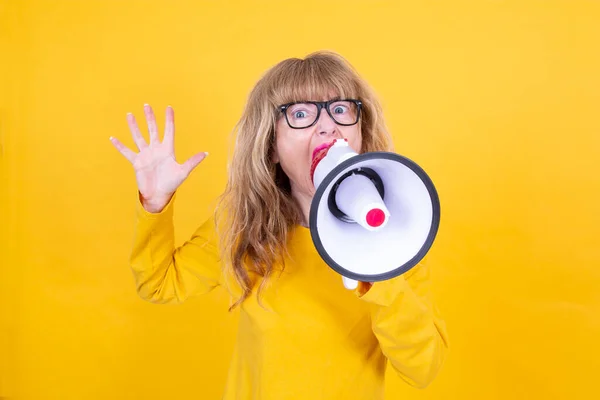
top-left (215, 51), bottom-right (394, 310)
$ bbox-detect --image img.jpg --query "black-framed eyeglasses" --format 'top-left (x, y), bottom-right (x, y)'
top-left (278, 99), bottom-right (362, 129)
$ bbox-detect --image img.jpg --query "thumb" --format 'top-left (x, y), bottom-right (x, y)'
top-left (342, 276), bottom-right (358, 290)
top-left (181, 151), bottom-right (209, 176)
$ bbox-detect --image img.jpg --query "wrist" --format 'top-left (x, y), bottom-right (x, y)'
top-left (139, 192), bottom-right (174, 214)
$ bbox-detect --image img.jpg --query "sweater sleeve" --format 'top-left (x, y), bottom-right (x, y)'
top-left (129, 194), bottom-right (223, 304)
top-left (355, 259), bottom-right (449, 388)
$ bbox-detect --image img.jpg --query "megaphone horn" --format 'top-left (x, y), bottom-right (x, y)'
top-left (309, 138), bottom-right (441, 285)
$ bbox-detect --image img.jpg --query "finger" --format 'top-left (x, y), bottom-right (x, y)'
top-left (163, 105), bottom-right (175, 150)
top-left (144, 104), bottom-right (159, 144)
top-left (109, 136), bottom-right (137, 164)
top-left (342, 277), bottom-right (358, 290)
top-left (181, 151), bottom-right (209, 176)
top-left (126, 113), bottom-right (148, 151)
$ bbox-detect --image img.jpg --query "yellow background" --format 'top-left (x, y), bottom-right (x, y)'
top-left (2, 0), bottom-right (599, 399)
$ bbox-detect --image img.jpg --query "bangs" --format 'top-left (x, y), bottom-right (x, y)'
top-left (267, 56), bottom-right (360, 107)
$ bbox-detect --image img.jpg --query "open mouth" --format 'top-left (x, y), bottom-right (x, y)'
top-left (311, 140), bottom-right (337, 161)
top-left (310, 140), bottom-right (338, 182)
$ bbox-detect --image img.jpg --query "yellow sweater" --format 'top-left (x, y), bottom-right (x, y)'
top-left (129, 196), bottom-right (449, 399)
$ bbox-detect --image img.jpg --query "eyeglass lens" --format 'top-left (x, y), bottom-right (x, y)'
top-left (285, 101), bottom-right (358, 128)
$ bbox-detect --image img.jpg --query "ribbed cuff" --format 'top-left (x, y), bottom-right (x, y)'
top-left (135, 192), bottom-right (176, 221)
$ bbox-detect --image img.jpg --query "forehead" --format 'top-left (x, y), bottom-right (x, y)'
top-left (273, 74), bottom-right (357, 106)
top-left (278, 86), bottom-right (347, 105)
top-left (286, 94), bottom-right (347, 106)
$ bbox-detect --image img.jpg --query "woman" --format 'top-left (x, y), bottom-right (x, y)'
top-left (110, 51), bottom-right (448, 399)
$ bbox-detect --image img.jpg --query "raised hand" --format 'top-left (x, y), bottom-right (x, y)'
top-left (110, 104), bottom-right (207, 213)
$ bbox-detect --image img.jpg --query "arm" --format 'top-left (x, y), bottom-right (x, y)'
top-left (110, 104), bottom-right (216, 303)
top-left (130, 193), bottom-right (222, 304)
top-left (356, 259), bottom-right (449, 388)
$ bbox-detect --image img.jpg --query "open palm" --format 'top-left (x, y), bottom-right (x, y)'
top-left (110, 104), bottom-right (207, 212)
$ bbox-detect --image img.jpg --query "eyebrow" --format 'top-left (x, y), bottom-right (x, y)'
top-left (280, 96), bottom-right (351, 108)
top-left (298, 96), bottom-right (344, 103)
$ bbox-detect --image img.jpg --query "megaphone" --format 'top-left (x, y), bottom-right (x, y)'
top-left (309, 138), bottom-right (440, 289)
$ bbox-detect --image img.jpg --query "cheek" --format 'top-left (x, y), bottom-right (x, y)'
top-left (342, 126), bottom-right (363, 152)
top-left (354, 136), bottom-right (363, 153)
top-left (274, 119), bottom-right (292, 161)
top-left (275, 128), bottom-right (308, 174)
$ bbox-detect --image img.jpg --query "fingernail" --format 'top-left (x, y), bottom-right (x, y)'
top-left (109, 136), bottom-right (114, 140)
top-left (204, 152), bottom-right (209, 156)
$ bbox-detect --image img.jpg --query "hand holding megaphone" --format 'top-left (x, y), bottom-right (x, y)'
top-left (308, 138), bottom-right (440, 289)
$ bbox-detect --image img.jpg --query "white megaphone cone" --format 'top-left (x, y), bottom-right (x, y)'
top-left (334, 173), bottom-right (390, 231)
top-left (308, 138), bottom-right (441, 290)
top-left (312, 139), bottom-right (390, 232)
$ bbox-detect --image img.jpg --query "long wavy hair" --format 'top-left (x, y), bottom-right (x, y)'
top-left (215, 51), bottom-right (394, 310)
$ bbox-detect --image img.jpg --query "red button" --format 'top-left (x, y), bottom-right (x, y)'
top-left (366, 208), bottom-right (386, 227)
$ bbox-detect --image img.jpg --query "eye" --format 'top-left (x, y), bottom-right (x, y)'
top-left (332, 105), bottom-right (348, 114)
top-left (288, 103), bottom-right (316, 120)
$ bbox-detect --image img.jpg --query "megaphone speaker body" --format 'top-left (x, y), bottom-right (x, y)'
top-left (309, 139), bottom-right (441, 283)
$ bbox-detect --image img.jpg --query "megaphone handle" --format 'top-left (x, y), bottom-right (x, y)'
top-left (342, 276), bottom-right (358, 290)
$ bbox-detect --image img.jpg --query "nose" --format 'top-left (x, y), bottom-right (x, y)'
top-left (316, 108), bottom-right (339, 137)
